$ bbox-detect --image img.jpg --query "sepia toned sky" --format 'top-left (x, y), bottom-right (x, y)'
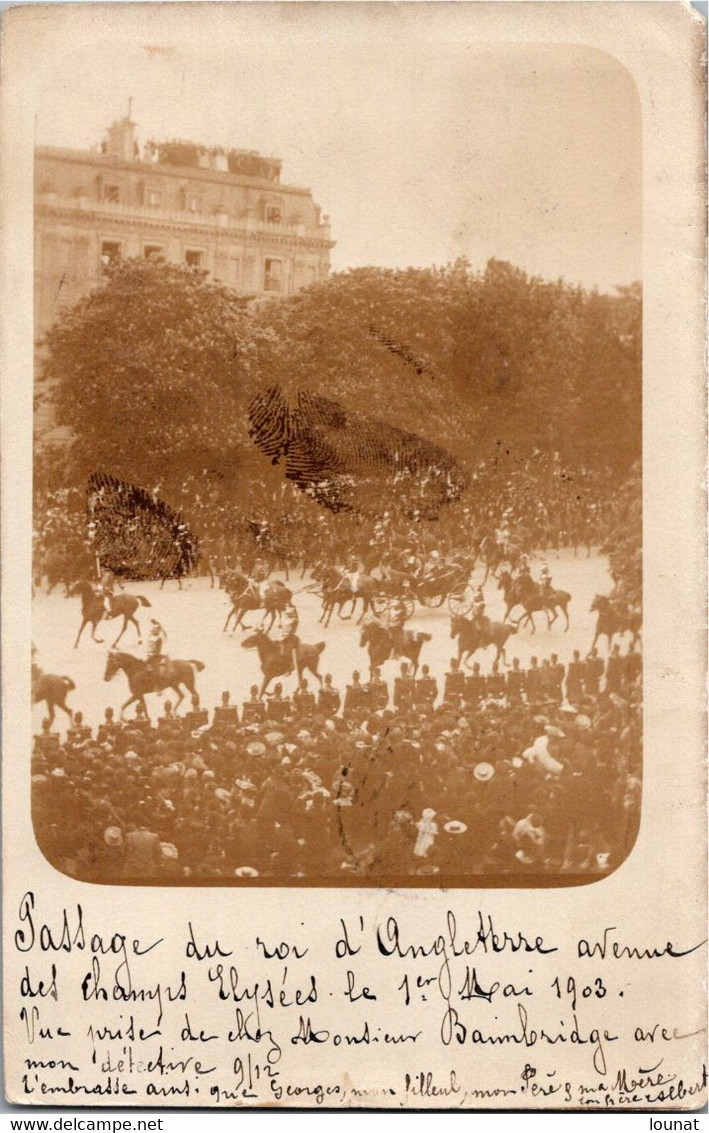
top-left (35, 22), bottom-right (641, 293)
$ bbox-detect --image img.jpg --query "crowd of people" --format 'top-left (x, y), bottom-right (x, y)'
top-left (32, 639), bottom-right (642, 883)
top-left (32, 455), bottom-right (625, 605)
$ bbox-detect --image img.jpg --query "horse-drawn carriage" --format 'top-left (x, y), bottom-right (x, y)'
top-left (370, 554), bottom-right (477, 619)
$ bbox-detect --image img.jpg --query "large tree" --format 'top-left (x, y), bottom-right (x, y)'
top-left (40, 257), bottom-right (271, 494)
top-left (255, 260), bottom-right (641, 474)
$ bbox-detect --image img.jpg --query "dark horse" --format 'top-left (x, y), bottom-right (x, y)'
top-left (223, 581), bottom-right (292, 634)
top-left (312, 565), bottom-right (379, 627)
top-left (68, 580), bottom-right (152, 649)
top-left (497, 571), bottom-right (571, 633)
top-left (32, 667), bottom-right (75, 725)
top-left (104, 651), bottom-right (205, 717)
top-left (450, 614), bottom-right (517, 667)
top-left (590, 594), bottom-right (642, 651)
top-left (241, 630), bottom-right (325, 697)
top-left (359, 622), bottom-right (431, 678)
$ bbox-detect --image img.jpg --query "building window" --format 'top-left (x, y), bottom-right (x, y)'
top-left (103, 184), bottom-right (120, 204)
top-left (144, 245), bottom-right (163, 260)
top-left (147, 189), bottom-right (162, 207)
top-left (264, 258), bottom-right (283, 292)
top-left (265, 205), bottom-right (282, 224)
top-left (100, 240), bottom-right (121, 270)
top-left (185, 249), bottom-right (203, 268)
top-left (187, 195), bottom-right (201, 214)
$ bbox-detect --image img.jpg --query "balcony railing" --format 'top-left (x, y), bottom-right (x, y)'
top-left (36, 194), bottom-right (331, 241)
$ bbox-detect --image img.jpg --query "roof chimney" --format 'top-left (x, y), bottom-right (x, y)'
top-left (106, 112), bottom-right (137, 162)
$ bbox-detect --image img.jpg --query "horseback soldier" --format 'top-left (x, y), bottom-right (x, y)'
top-left (344, 555), bottom-right (361, 595)
top-left (94, 568), bottom-right (114, 618)
top-left (538, 562), bottom-right (553, 596)
top-left (472, 585), bottom-right (490, 634)
top-left (145, 619), bottom-right (168, 692)
top-left (247, 562), bottom-right (269, 604)
top-left (279, 602), bottom-right (300, 675)
top-left (386, 597), bottom-right (408, 660)
top-left (515, 554), bottom-right (531, 580)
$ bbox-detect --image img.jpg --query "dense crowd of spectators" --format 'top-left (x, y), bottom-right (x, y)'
top-left (33, 453), bottom-right (625, 587)
top-left (32, 641), bottom-right (642, 884)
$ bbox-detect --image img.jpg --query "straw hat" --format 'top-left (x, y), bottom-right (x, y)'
top-left (443, 820), bottom-right (468, 835)
top-left (473, 762), bottom-right (495, 782)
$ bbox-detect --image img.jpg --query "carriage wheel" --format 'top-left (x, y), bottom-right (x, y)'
top-left (403, 597), bottom-right (415, 620)
top-left (421, 593), bottom-right (445, 608)
top-left (448, 589), bottom-right (473, 617)
top-left (372, 595), bottom-right (391, 616)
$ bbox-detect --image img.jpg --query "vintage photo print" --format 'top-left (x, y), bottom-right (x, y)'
top-left (3, 1), bottom-right (706, 1112)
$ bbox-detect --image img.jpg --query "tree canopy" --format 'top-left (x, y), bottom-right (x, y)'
top-left (255, 260), bottom-right (641, 474)
top-left (40, 257), bottom-right (271, 493)
top-left (39, 256), bottom-right (641, 521)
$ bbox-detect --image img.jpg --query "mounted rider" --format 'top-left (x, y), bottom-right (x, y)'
top-left (278, 601), bottom-right (300, 675)
top-left (495, 511), bottom-right (512, 555)
top-left (514, 553), bottom-right (532, 581)
top-left (471, 585), bottom-right (491, 635)
top-left (93, 568), bottom-right (114, 617)
top-left (246, 560), bottom-right (270, 605)
top-left (385, 596), bottom-right (408, 659)
top-left (144, 619), bottom-right (168, 692)
top-left (538, 562), bottom-right (553, 598)
top-left (333, 555), bottom-right (361, 598)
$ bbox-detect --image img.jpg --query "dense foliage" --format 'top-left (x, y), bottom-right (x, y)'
top-left (38, 257), bottom-right (641, 531)
top-left (255, 260), bottom-right (641, 474)
top-left (40, 258), bottom-right (271, 493)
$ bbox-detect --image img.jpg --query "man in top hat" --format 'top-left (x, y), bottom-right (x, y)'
top-left (393, 662), bottom-right (415, 710)
top-left (97, 706), bottom-right (120, 745)
top-left (317, 673), bottom-right (341, 716)
top-left (604, 643), bottom-right (626, 696)
top-left (415, 664), bottom-right (437, 709)
top-left (242, 685), bottom-right (266, 724)
top-left (213, 690), bottom-right (239, 727)
top-left (444, 657), bottom-right (466, 705)
top-left (66, 711), bottom-right (92, 749)
top-left (185, 693), bottom-right (209, 731)
top-left (293, 677), bottom-right (316, 715)
top-left (565, 649), bottom-right (584, 705)
top-left (366, 666), bottom-right (389, 711)
top-left (486, 660), bottom-right (506, 700)
top-left (265, 682), bottom-right (290, 722)
top-left (583, 647), bottom-right (605, 698)
top-left (344, 671), bottom-right (366, 717)
top-left (549, 653), bottom-right (565, 704)
top-left (525, 656), bottom-right (543, 705)
top-left (505, 657), bottom-right (526, 701)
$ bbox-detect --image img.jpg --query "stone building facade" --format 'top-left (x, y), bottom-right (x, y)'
top-left (34, 114), bottom-right (334, 340)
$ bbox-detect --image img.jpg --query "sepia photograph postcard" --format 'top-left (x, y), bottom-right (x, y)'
top-left (1, 0), bottom-right (706, 1112)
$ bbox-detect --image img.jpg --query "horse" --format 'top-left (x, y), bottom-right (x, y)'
top-left (241, 630), bottom-right (326, 697)
top-left (359, 622), bottom-right (431, 678)
top-left (223, 581), bottom-right (292, 634)
top-left (103, 651), bottom-right (205, 717)
top-left (450, 614), bottom-right (517, 667)
top-left (590, 594), bottom-right (642, 651)
top-left (32, 668), bottom-right (75, 726)
top-left (68, 580), bottom-right (152, 649)
top-left (477, 535), bottom-right (525, 583)
top-left (312, 565), bottom-right (379, 626)
top-left (498, 571), bottom-right (571, 632)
